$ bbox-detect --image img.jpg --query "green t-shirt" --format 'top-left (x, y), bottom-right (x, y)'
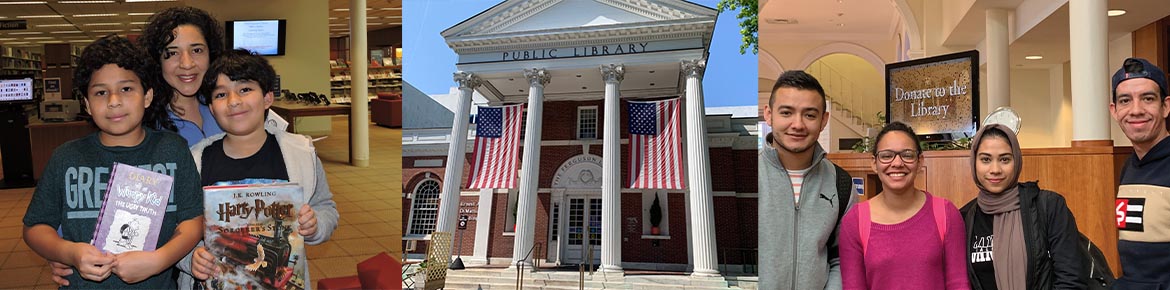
top-left (23, 128), bottom-right (203, 289)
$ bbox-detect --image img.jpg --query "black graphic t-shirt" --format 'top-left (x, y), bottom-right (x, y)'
top-left (971, 209), bottom-right (998, 290)
top-left (23, 129), bottom-right (203, 289)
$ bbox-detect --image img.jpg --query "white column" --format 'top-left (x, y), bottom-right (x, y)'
top-left (985, 8), bottom-right (1010, 115)
top-left (600, 64), bottom-right (624, 273)
top-left (348, 0), bottom-right (370, 167)
top-left (511, 68), bottom-right (550, 269)
top-left (435, 72), bottom-right (480, 234)
top-left (1070, 0), bottom-right (1111, 141)
top-left (470, 188), bottom-right (494, 265)
top-left (681, 60), bottom-right (720, 276)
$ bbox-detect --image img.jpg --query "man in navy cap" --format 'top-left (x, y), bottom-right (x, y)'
top-left (1111, 57), bottom-right (1170, 289)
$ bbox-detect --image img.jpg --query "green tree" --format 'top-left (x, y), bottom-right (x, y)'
top-left (717, 0), bottom-right (758, 55)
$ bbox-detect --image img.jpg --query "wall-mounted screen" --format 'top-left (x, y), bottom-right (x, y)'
top-left (0, 75), bottom-right (34, 104)
top-left (225, 19), bottom-right (287, 56)
top-left (885, 50), bottom-right (980, 138)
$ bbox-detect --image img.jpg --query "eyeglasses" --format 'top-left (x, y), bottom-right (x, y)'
top-left (875, 149), bottom-right (919, 164)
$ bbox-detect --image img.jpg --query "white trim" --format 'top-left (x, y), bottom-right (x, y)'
top-left (459, 191), bottom-right (480, 196)
top-left (711, 191), bottom-right (737, 197)
top-left (403, 235), bottom-right (431, 241)
top-left (759, 49), bottom-right (784, 80)
top-left (577, 105), bottom-right (599, 140)
top-left (641, 190), bottom-right (671, 236)
top-left (641, 235), bottom-right (671, 240)
top-left (503, 231), bottom-right (517, 237)
top-left (796, 42), bottom-right (887, 80)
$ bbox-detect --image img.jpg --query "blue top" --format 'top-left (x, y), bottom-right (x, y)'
top-left (168, 102), bottom-right (223, 147)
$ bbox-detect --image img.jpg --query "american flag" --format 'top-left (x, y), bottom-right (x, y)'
top-left (466, 104), bottom-right (524, 189)
top-left (628, 98), bottom-right (684, 189)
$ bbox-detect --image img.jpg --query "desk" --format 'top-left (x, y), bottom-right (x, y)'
top-left (269, 101), bottom-right (352, 163)
top-left (28, 120), bottom-right (97, 180)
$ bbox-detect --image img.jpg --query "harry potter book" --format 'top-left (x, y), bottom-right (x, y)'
top-left (91, 163), bottom-right (173, 254)
top-left (203, 183), bottom-right (307, 290)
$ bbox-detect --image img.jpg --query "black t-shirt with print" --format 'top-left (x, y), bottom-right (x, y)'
top-left (971, 209), bottom-right (998, 290)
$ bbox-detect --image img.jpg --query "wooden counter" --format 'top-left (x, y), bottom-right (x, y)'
top-left (27, 119), bottom-right (97, 180)
top-left (828, 146), bottom-right (1133, 275)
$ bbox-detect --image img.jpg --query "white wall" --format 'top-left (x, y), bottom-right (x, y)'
top-left (1108, 33), bottom-right (1134, 147)
top-left (189, 0), bottom-right (333, 136)
top-left (1009, 68), bottom-right (1056, 147)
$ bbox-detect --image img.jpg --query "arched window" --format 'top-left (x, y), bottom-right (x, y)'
top-left (407, 179), bottom-right (441, 236)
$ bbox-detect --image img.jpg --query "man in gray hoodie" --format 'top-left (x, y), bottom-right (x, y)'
top-left (759, 70), bottom-right (857, 290)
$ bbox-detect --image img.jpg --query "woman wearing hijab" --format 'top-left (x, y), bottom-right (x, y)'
top-left (961, 124), bottom-right (1088, 290)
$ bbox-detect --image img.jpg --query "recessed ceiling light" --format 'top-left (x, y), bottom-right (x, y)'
top-left (1025, 55), bottom-right (1043, 60)
top-left (50, 31), bottom-right (84, 34)
top-left (59, 0), bottom-right (115, 3)
top-left (83, 23), bottom-right (122, 26)
top-left (837, 23), bottom-right (845, 27)
top-left (73, 13), bottom-right (118, 17)
top-left (129, 22), bottom-right (147, 25)
top-left (19, 15), bottom-right (65, 18)
top-left (0, 1), bottom-right (47, 4)
top-left (37, 24), bottom-right (75, 27)
top-left (127, 12), bottom-right (154, 16)
top-left (1108, 9), bottom-right (1127, 17)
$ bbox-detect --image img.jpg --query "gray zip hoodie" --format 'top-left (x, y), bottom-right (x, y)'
top-left (758, 141), bottom-right (855, 290)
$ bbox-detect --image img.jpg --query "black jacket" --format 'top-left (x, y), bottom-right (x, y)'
top-left (960, 182), bottom-right (1088, 290)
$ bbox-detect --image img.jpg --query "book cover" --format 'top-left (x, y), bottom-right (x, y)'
top-left (203, 183), bottom-right (307, 290)
top-left (91, 163), bottom-right (173, 254)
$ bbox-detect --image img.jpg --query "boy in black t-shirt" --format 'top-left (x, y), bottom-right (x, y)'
top-left (177, 49), bottom-right (338, 288)
top-left (22, 35), bottom-right (204, 289)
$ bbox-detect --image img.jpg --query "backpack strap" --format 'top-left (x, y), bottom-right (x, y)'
top-left (859, 202), bottom-right (872, 255)
top-left (834, 164), bottom-right (853, 220)
top-left (931, 193), bottom-right (947, 243)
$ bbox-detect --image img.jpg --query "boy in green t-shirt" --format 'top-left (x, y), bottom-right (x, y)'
top-left (22, 35), bottom-right (204, 289)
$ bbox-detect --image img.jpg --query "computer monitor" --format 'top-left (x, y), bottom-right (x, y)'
top-left (0, 75), bottom-right (35, 104)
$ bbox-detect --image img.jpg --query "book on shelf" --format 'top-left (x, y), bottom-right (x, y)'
top-left (91, 163), bottom-right (174, 254)
top-left (203, 182), bottom-right (308, 290)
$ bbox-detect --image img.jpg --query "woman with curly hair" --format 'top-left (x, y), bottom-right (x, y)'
top-left (137, 7), bottom-right (227, 145)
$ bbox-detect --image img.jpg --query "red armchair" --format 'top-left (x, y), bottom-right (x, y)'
top-left (372, 92), bottom-right (402, 128)
top-left (316, 252), bottom-right (402, 290)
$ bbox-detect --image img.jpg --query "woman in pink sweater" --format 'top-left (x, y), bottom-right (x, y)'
top-left (839, 122), bottom-right (970, 290)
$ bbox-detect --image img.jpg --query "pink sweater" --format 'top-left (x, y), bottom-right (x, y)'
top-left (839, 193), bottom-right (970, 290)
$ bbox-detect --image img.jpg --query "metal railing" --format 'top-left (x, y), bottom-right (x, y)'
top-left (805, 61), bottom-right (882, 130)
top-left (719, 247), bottom-right (758, 275)
top-left (515, 242), bottom-right (543, 290)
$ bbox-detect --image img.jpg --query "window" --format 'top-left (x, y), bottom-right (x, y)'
top-left (577, 106), bottom-right (598, 139)
top-left (642, 191), bottom-right (670, 236)
top-left (407, 179), bottom-right (441, 236)
top-left (550, 202), bottom-right (560, 240)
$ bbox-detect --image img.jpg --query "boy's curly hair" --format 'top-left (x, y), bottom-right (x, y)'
top-left (200, 49), bottom-right (277, 104)
top-left (74, 35), bottom-right (157, 101)
top-left (138, 7), bottom-right (224, 132)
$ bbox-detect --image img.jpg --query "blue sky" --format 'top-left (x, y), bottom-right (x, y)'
top-left (403, 0), bottom-right (757, 108)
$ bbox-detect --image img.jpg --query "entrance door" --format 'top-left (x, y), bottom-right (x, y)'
top-left (562, 197), bottom-right (602, 266)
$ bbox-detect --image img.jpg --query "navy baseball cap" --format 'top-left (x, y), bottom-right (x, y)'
top-left (1112, 57), bottom-right (1168, 101)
